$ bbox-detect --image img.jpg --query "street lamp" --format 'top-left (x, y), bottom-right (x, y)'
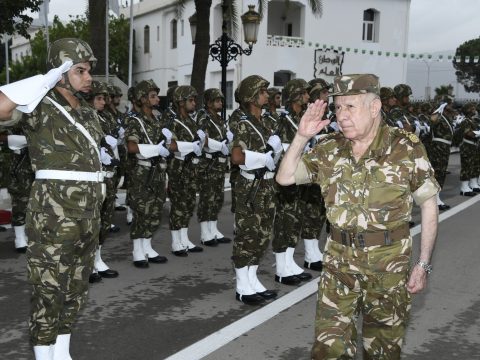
top-left (422, 59), bottom-right (431, 101)
top-left (189, 4), bottom-right (261, 120)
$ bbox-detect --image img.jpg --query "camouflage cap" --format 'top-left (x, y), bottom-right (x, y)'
top-left (203, 88), bottom-right (224, 104)
top-left (331, 74), bottom-right (380, 96)
top-left (47, 38), bottom-right (97, 70)
top-left (173, 85), bottom-right (198, 103)
top-left (91, 81), bottom-right (109, 96)
top-left (134, 79), bottom-right (160, 101)
top-left (380, 87), bottom-right (395, 101)
top-left (237, 75), bottom-right (270, 104)
top-left (267, 87), bottom-right (281, 102)
top-left (393, 84), bottom-right (412, 99)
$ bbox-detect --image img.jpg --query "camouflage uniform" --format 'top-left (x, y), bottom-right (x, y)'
top-left (125, 80), bottom-right (169, 267)
top-left (428, 108), bottom-right (453, 188)
top-left (459, 104), bottom-right (480, 187)
top-left (196, 89), bottom-right (230, 244)
top-left (294, 75), bottom-right (440, 359)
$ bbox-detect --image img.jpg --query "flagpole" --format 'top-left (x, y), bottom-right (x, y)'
top-left (106, 0), bottom-right (109, 81)
top-left (44, 0), bottom-right (49, 50)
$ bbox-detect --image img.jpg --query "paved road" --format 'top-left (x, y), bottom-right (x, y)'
top-left (1, 153), bottom-right (479, 359)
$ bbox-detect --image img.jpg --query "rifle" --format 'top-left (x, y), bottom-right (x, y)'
top-left (245, 116), bottom-right (285, 211)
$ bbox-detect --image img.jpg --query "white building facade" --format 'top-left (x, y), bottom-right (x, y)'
top-left (123, 0), bottom-right (412, 110)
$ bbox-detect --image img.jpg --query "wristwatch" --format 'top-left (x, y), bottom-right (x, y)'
top-left (416, 260), bottom-right (433, 274)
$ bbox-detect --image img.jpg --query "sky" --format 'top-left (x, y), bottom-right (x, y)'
top-left (39, 0), bottom-right (480, 54)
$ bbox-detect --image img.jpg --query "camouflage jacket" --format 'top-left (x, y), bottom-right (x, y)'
top-left (388, 106), bottom-right (415, 130)
top-left (262, 110), bottom-right (280, 133)
top-left (294, 123), bottom-right (440, 232)
top-left (7, 124), bottom-right (34, 194)
top-left (431, 113), bottom-right (453, 141)
top-left (125, 111), bottom-right (165, 152)
top-left (20, 90), bottom-right (104, 219)
top-left (278, 109), bottom-right (302, 143)
top-left (228, 107), bottom-right (247, 134)
top-left (196, 108), bottom-right (227, 143)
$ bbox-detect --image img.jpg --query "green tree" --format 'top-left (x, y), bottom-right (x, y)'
top-left (0, 15), bottom-right (130, 83)
top-left (453, 37), bottom-right (480, 93)
top-left (434, 84), bottom-right (454, 97)
top-left (0, 0), bottom-right (43, 38)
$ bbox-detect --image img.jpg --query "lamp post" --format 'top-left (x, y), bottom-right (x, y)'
top-left (190, 4), bottom-right (261, 120)
top-left (422, 59), bottom-right (431, 101)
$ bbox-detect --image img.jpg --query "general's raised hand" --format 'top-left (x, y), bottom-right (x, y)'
top-left (298, 100), bottom-right (330, 139)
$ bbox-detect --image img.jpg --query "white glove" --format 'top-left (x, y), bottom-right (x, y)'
top-left (7, 135), bottom-right (28, 150)
top-left (104, 135), bottom-right (117, 149)
top-left (226, 130), bottom-right (234, 143)
top-left (267, 135), bottom-right (282, 153)
top-left (0, 60), bottom-right (73, 113)
top-left (192, 140), bottom-right (202, 156)
top-left (396, 120), bottom-right (404, 129)
top-left (220, 140), bottom-right (229, 156)
top-left (196, 129), bottom-right (206, 142)
top-left (473, 130), bottom-right (480, 138)
top-left (117, 127), bottom-right (125, 139)
top-left (162, 128), bottom-right (173, 144)
top-left (329, 122), bottom-right (339, 132)
top-left (433, 102), bottom-right (448, 115)
top-left (100, 147), bottom-right (113, 165)
top-left (264, 151), bottom-right (275, 171)
top-left (157, 140), bottom-right (170, 157)
top-left (44, 60), bottom-right (73, 89)
top-left (303, 142), bottom-right (312, 153)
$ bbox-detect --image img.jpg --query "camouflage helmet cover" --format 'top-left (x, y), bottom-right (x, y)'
top-left (203, 88), bottom-right (224, 104)
top-left (91, 81), bottom-right (109, 96)
top-left (107, 84), bottom-right (122, 97)
top-left (331, 74), bottom-right (380, 96)
top-left (284, 79), bottom-right (309, 103)
top-left (462, 102), bottom-right (476, 115)
top-left (134, 79), bottom-right (160, 101)
top-left (267, 87), bottom-right (281, 102)
top-left (237, 75), bottom-right (270, 104)
top-left (127, 86), bottom-right (136, 102)
top-left (380, 87), bottom-right (395, 101)
top-left (393, 84), bottom-right (412, 99)
top-left (166, 85), bottom-right (178, 103)
top-left (307, 78), bottom-right (331, 93)
top-left (173, 85), bottom-right (198, 103)
top-left (47, 38), bottom-right (97, 70)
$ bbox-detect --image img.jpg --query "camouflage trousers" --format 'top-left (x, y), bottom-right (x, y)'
top-left (168, 158), bottom-right (198, 230)
top-left (99, 173), bottom-right (118, 244)
top-left (273, 184), bottom-right (301, 252)
top-left (459, 142), bottom-right (480, 181)
top-left (312, 237), bottom-right (412, 360)
top-left (300, 184), bottom-right (326, 240)
top-left (26, 211), bottom-right (100, 345)
top-left (129, 163), bottom-right (167, 239)
top-left (426, 141), bottom-right (450, 188)
top-left (7, 151), bottom-right (34, 226)
top-left (230, 165), bottom-right (240, 213)
top-left (197, 159), bottom-right (227, 222)
top-left (232, 176), bottom-right (276, 268)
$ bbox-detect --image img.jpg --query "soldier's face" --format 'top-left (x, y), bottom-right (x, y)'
top-left (185, 97), bottom-right (196, 113)
top-left (274, 94), bottom-right (282, 108)
top-left (93, 94), bottom-right (106, 111)
top-left (335, 94), bottom-right (381, 140)
top-left (112, 95), bottom-right (121, 106)
top-left (319, 89), bottom-right (329, 103)
top-left (255, 88), bottom-right (269, 107)
top-left (300, 90), bottom-right (310, 105)
top-left (147, 90), bottom-right (160, 107)
top-left (210, 98), bottom-right (223, 112)
top-left (67, 62), bottom-right (93, 93)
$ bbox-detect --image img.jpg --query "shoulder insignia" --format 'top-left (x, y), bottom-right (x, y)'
top-left (396, 128), bottom-right (420, 143)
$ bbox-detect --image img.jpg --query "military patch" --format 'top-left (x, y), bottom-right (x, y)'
top-left (397, 128), bottom-right (419, 143)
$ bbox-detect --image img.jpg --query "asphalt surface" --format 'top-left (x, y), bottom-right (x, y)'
top-left (1, 152), bottom-right (479, 360)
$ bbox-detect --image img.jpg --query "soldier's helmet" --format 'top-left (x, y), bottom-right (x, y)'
top-left (127, 86), bottom-right (136, 102)
top-left (134, 79), bottom-right (160, 102)
top-left (203, 88), bottom-right (224, 104)
top-left (107, 84), bottom-right (122, 97)
top-left (91, 81), bottom-right (109, 96)
top-left (234, 86), bottom-right (240, 104)
top-left (283, 79), bottom-right (309, 103)
top-left (462, 102), bottom-right (476, 116)
top-left (47, 38), bottom-right (97, 70)
top-left (420, 102), bottom-right (433, 114)
top-left (308, 78), bottom-right (331, 93)
top-left (173, 85), bottom-right (198, 103)
top-left (393, 84), bottom-right (412, 99)
top-left (267, 87), bottom-right (281, 102)
top-left (166, 85), bottom-right (178, 104)
top-left (237, 75), bottom-right (270, 104)
top-left (380, 87), bottom-right (395, 102)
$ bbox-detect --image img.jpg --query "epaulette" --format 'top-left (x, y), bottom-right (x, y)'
top-left (394, 127), bottom-right (420, 144)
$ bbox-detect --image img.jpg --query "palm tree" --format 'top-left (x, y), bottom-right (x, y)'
top-left (184, 0), bottom-right (323, 105)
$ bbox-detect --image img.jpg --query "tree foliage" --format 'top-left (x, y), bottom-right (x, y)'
top-left (0, 0), bottom-right (43, 38)
top-left (0, 14), bottom-right (131, 84)
top-left (453, 37), bottom-right (480, 93)
top-left (434, 84), bottom-right (454, 97)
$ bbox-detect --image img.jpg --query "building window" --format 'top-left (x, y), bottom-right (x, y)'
top-left (224, 81), bottom-right (233, 110)
top-left (171, 19), bottom-right (177, 49)
top-left (362, 9), bottom-right (379, 42)
top-left (286, 23), bottom-right (293, 37)
top-left (144, 25), bottom-right (150, 53)
top-left (157, 26), bottom-right (160, 42)
top-left (274, 71), bottom-right (292, 87)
